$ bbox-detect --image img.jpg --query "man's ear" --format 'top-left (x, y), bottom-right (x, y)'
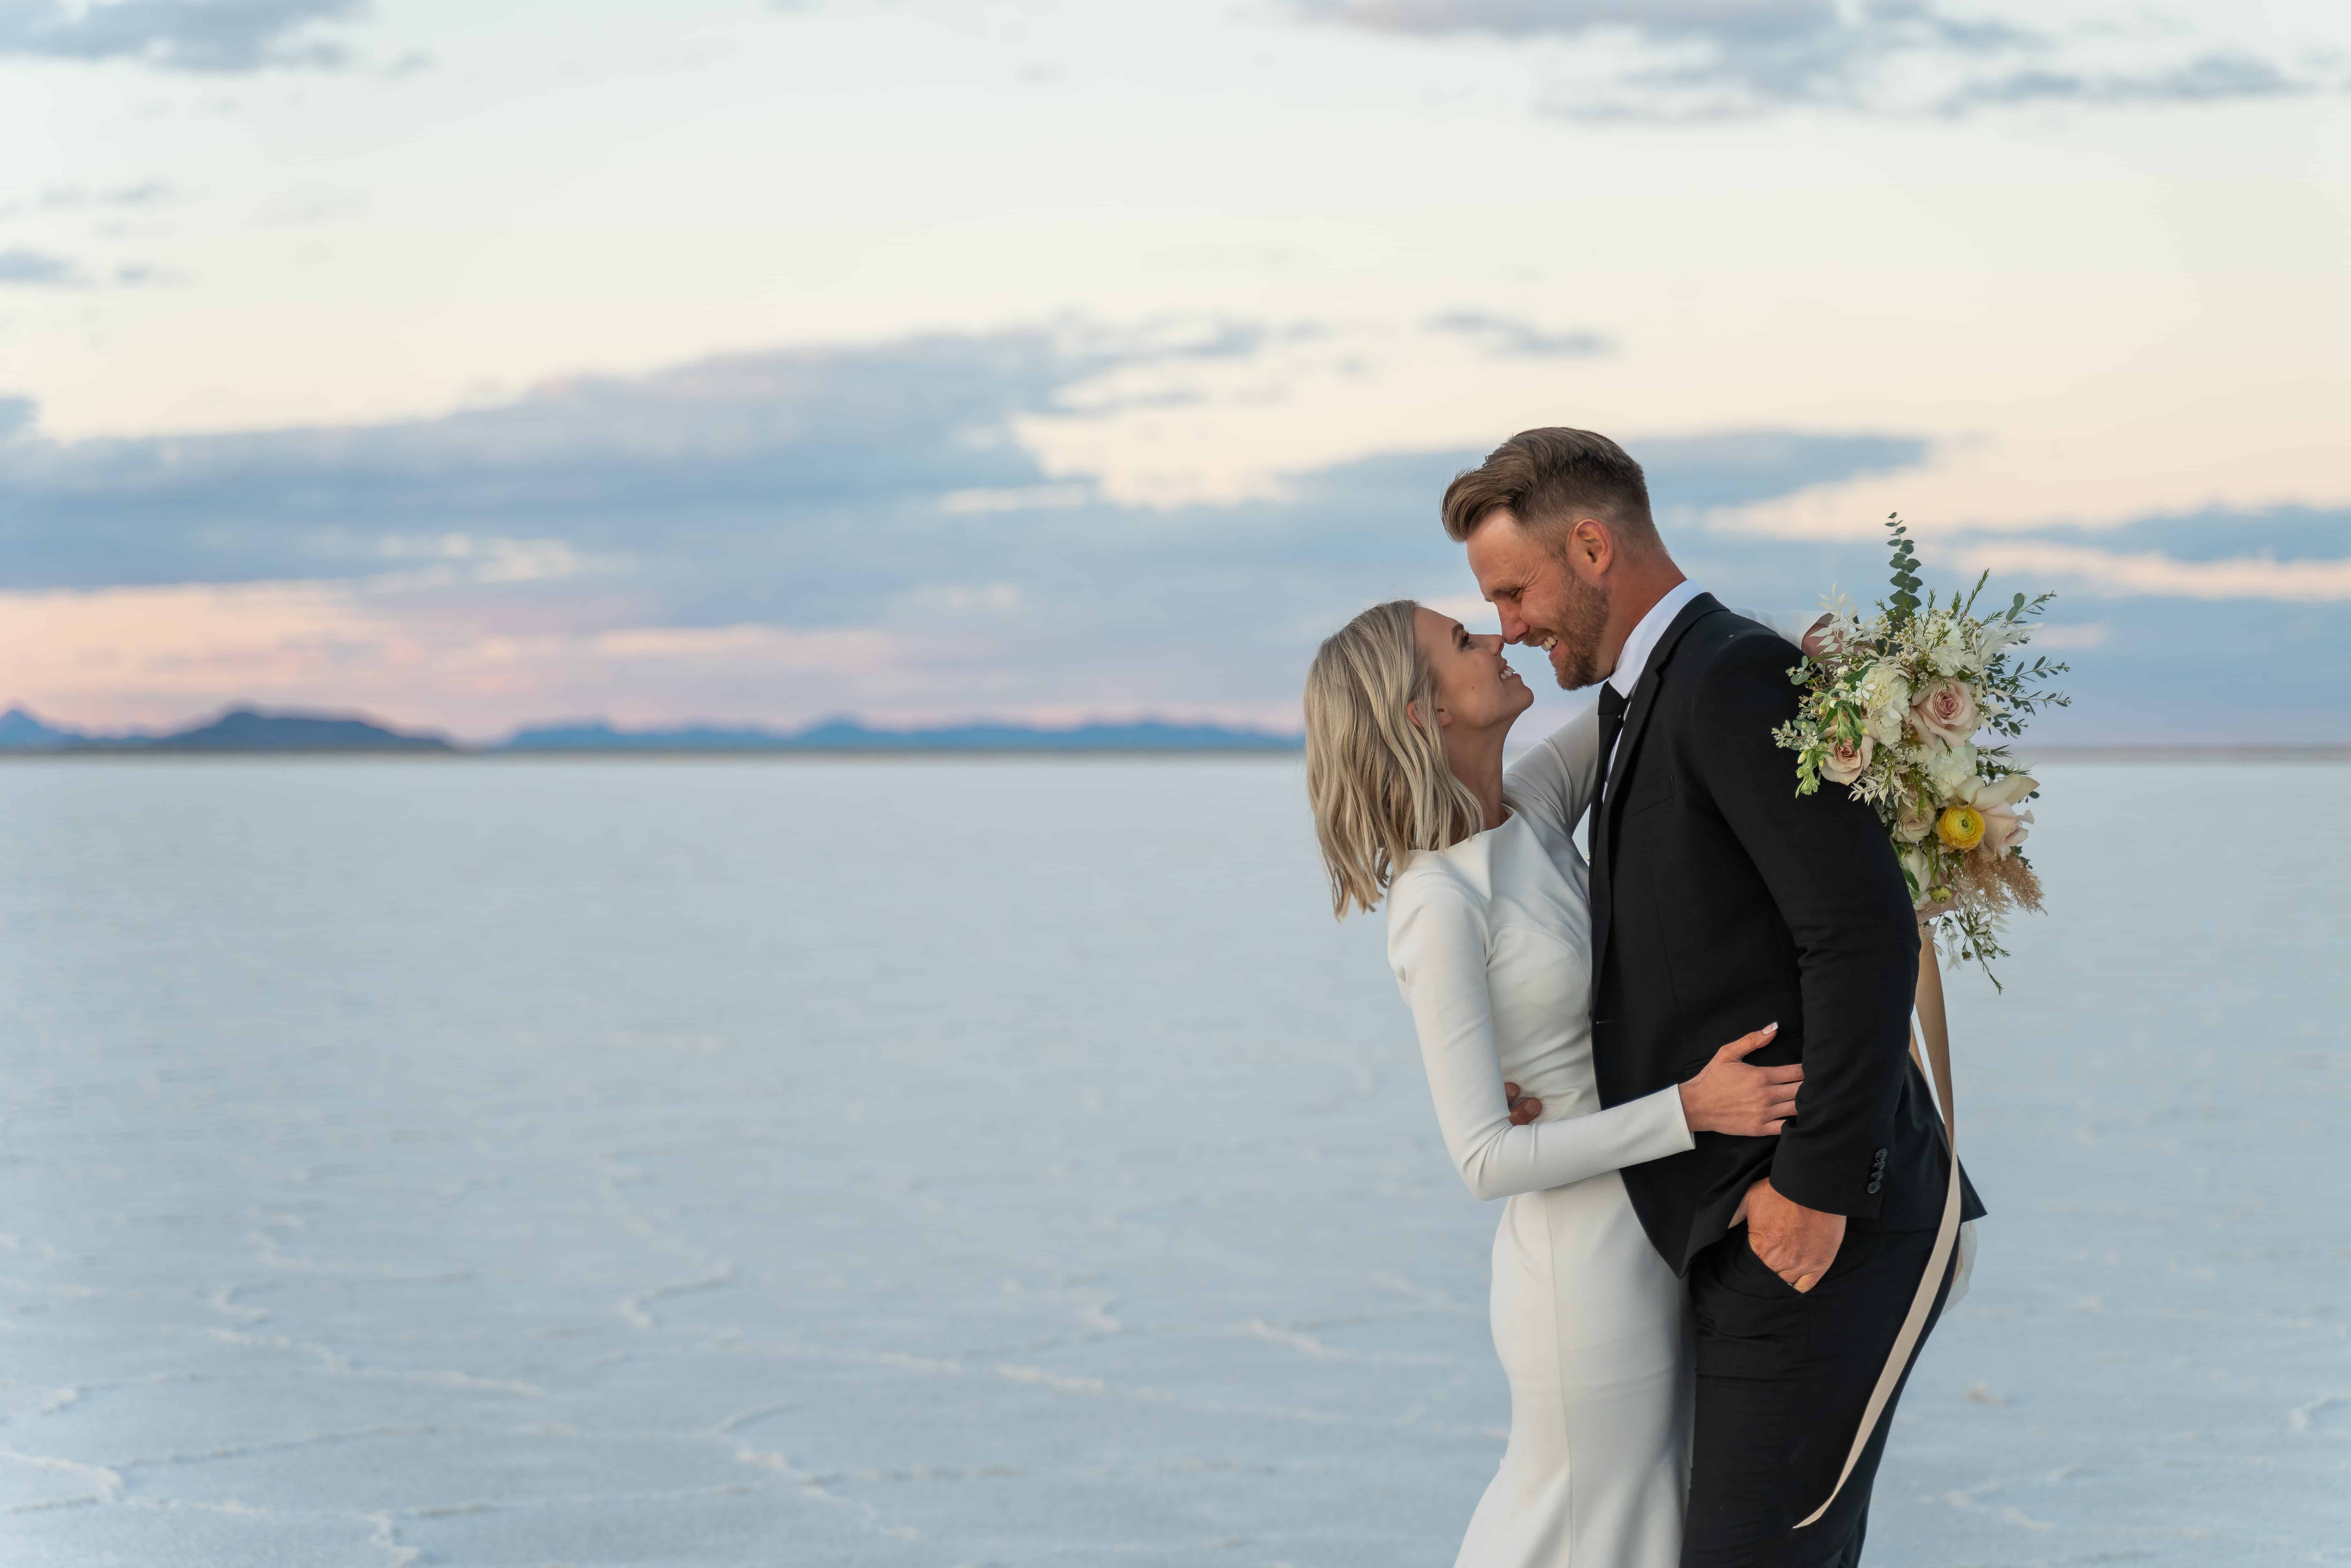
top-left (1566, 518), bottom-right (1612, 580)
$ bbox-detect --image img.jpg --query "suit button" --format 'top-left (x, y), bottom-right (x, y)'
top-left (1866, 1180), bottom-right (1883, 1195)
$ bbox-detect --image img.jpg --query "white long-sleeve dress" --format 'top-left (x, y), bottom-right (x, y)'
top-left (1386, 612), bottom-right (1819, 1568)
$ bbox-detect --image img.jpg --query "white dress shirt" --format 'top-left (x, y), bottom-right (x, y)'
top-left (1601, 577), bottom-right (1704, 784)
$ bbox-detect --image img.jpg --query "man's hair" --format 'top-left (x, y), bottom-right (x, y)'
top-left (1439, 426), bottom-right (1662, 555)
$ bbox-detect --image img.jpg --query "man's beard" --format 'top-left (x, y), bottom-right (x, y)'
top-left (1551, 570), bottom-right (1612, 690)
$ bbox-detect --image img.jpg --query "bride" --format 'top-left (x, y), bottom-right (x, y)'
top-left (1303, 599), bottom-right (1823, 1568)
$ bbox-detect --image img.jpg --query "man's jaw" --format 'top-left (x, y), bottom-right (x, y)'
top-left (1530, 630), bottom-right (1572, 686)
top-left (1529, 627), bottom-right (1609, 691)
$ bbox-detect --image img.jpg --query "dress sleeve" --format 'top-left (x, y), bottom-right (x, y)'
top-left (1503, 699), bottom-right (1602, 838)
top-left (1731, 605), bottom-right (1831, 651)
top-left (1388, 871), bottom-right (1694, 1202)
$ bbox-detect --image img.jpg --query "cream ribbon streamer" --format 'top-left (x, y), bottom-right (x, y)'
top-left (1793, 922), bottom-right (1962, 1531)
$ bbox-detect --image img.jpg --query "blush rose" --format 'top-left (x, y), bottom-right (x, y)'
top-left (1911, 678), bottom-right (1980, 748)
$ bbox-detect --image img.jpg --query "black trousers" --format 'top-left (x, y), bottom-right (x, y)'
top-left (1679, 1225), bottom-right (1956, 1568)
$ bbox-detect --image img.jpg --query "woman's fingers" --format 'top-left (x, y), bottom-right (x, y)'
top-left (1714, 1021), bottom-right (1780, 1062)
top-left (1509, 1096), bottom-right (1543, 1126)
top-left (1760, 1063), bottom-right (1803, 1085)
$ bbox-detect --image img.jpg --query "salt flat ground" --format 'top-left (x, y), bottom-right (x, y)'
top-left (0, 758), bottom-right (2343, 1567)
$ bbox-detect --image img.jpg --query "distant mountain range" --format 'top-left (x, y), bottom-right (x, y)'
top-left (0, 706), bottom-right (1302, 754)
top-left (499, 717), bottom-right (1301, 752)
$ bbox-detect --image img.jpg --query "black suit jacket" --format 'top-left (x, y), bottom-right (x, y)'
top-left (1590, 594), bottom-right (1983, 1274)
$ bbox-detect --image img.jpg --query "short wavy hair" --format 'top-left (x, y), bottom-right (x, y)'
top-left (1304, 600), bottom-right (1486, 918)
top-left (1439, 426), bottom-right (1660, 555)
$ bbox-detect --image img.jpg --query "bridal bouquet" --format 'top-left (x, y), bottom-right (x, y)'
top-left (1775, 517), bottom-right (2070, 984)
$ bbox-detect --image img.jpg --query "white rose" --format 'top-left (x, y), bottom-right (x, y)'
top-left (1895, 792), bottom-right (1936, 843)
top-left (1854, 662), bottom-right (1912, 745)
top-left (1910, 678), bottom-right (1981, 748)
top-left (1924, 740), bottom-right (1978, 802)
top-left (1819, 732), bottom-right (1874, 787)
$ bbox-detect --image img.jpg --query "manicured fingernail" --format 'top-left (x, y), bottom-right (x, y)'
top-left (1765, 1022), bottom-right (1779, 1032)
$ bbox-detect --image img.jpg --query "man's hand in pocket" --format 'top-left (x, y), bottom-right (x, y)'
top-left (1744, 1178), bottom-right (1845, 1292)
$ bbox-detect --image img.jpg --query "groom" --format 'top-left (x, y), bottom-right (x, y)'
top-left (1442, 428), bottom-right (1983, 1568)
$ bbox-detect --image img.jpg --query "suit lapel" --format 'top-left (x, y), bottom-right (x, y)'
top-left (1590, 592), bottom-right (1726, 979)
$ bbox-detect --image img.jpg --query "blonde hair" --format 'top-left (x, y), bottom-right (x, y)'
top-left (1304, 600), bottom-right (1486, 918)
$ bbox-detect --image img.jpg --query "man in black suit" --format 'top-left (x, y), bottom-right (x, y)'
top-left (1444, 428), bottom-right (1983, 1568)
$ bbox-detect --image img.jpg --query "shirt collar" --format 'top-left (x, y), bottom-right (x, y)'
top-left (1606, 578), bottom-right (1702, 700)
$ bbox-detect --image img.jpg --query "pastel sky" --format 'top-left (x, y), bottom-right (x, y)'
top-left (2, 0), bottom-right (2347, 741)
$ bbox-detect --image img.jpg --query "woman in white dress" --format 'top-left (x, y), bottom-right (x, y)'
top-left (1302, 599), bottom-right (1821, 1568)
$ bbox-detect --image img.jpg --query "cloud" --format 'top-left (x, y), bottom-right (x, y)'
top-left (0, 247), bottom-right (87, 285)
top-left (0, 181), bottom-right (175, 218)
top-left (1641, 430), bottom-right (1930, 516)
top-left (0, 327), bottom-right (1087, 595)
top-left (5, 321), bottom-right (2341, 740)
top-left (1944, 52), bottom-right (2312, 112)
top-left (0, 323), bottom-right (1946, 732)
top-left (0, 0), bottom-right (367, 73)
top-left (0, 248), bottom-right (166, 288)
top-left (1426, 310), bottom-right (1610, 358)
top-left (1948, 540), bottom-right (2351, 603)
top-left (1971, 505), bottom-right (2351, 566)
top-left (1299, 1), bottom-right (2332, 120)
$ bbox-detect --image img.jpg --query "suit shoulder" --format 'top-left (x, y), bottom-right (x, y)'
top-left (1677, 613), bottom-right (1805, 719)
top-left (1679, 608), bottom-right (1789, 671)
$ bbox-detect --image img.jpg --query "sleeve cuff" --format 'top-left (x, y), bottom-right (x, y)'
top-left (1648, 1082), bottom-right (1697, 1158)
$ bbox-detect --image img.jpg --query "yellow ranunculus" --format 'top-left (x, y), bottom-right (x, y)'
top-left (1935, 804), bottom-right (1986, 852)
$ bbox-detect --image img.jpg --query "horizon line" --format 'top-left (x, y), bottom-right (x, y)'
top-left (0, 702), bottom-right (1310, 747)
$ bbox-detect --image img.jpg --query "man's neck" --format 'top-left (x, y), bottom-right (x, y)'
top-left (1600, 560), bottom-right (1688, 680)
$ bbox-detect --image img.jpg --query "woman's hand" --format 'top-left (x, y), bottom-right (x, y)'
top-left (1677, 1023), bottom-right (1803, 1137)
top-left (1504, 1082), bottom-right (1542, 1126)
top-left (1799, 614), bottom-right (1839, 661)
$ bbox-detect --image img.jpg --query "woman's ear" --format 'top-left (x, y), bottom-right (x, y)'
top-left (1405, 698), bottom-right (1448, 731)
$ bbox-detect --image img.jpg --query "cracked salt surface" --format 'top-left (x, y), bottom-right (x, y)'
top-left (0, 759), bottom-right (2343, 1566)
